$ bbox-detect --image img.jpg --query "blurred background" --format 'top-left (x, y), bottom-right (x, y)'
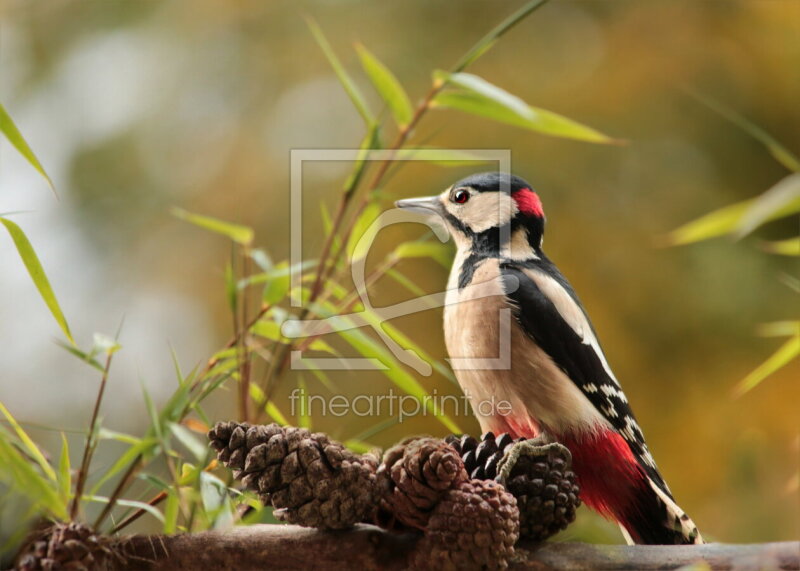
top-left (0, 0), bottom-right (797, 544)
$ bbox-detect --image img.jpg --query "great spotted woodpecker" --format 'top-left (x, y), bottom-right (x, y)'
top-left (396, 172), bottom-right (702, 545)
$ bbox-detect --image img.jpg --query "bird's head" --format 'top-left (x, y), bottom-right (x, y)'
top-left (396, 172), bottom-right (545, 258)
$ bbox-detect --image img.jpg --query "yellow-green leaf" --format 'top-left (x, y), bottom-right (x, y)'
top-left (0, 102), bottom-right (54, 192)
top-left (0, 401), bottom-right (57, 483)
top-left (760, 237), bottom-right (800, 256)
top-left (356, 44), bottom-right (413, 127)
top-left (733, 334), bottom-right (799, 397)
top-left (432, 75), bottom-right (615, 144)
top-left (1, 217), bottom-right (74, 344)
top-left (756, 321), bottom-right (800, 338)
top-left (393, 240), bottom-right (452, 267)
top-left (737, 173), bottom-right (800, 237)
top-left (306, 19), bottom-right (373, 126)
top-left (172, 208), bottom-right (253, 245)
top-left (57, 433), bottom-right (71, 505)
top-left (689, 90), bottom-right (800, 173)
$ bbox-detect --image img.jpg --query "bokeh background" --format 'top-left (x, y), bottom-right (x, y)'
top-left (1, 0), bottom-right (797, 544)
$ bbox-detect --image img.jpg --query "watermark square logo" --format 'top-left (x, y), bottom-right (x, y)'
top-left (282, 149), bottom-right (516, 375)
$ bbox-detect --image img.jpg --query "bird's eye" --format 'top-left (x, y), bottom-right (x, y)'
top-left (453, 189), bottom-right (470, 204)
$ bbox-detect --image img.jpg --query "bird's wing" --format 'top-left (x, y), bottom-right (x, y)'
top-left (499, 259), bottom-right (671, 498)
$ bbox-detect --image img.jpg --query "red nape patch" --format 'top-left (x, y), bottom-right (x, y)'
top-left (559, 429), bottom-right (649, 522)
top-left (512, 188), bottom-right (544, 218)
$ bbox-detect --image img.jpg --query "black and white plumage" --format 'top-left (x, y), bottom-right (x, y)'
top-left (396, 172), bottom-right (702, 545)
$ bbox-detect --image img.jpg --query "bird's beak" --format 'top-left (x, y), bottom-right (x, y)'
top-left (395, 195), bottom-right (444, 216)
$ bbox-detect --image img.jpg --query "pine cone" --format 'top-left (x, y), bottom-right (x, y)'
top-left (445, 432), bottom-right (522, 480)
top-left (410, 479), bottom-right (519, 570)
top-left (499, 440), bottom-right (581, 541)
top-left (377, 437), bottom-right (468, 529)
top-left (209, 421), bottom-right (387, 530)
top-left (15, 522), bottom-right (114, 571)
top-left (447, 433), bottom-right (582, 541)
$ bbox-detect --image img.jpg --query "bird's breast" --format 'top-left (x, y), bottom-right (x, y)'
top-left (444, 255), bottom-right (608, 436)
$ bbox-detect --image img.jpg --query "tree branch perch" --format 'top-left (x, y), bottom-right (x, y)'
top-left (115, 524), bottom-right (799, 570)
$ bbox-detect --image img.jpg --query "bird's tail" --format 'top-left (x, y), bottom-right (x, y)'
top-left (561, 429), bottom-right (703, 545)
top-left (618, 475), bottom-right (703, 545)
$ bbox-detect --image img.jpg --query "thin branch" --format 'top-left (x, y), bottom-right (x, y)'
top-left (70, 351), bottom-right (115, 520)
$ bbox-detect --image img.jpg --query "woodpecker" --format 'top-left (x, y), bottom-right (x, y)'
top-left (396, 172), bottom-right (702, 545)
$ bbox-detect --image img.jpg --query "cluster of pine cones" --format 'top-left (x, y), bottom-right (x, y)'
top-left (208, 422), bottom-right (582, 569)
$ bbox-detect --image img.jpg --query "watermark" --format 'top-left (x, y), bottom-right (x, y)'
top-left (282, 149), bottom-right (515, 374)
top-left (289, 387), bottom-right (512, 424)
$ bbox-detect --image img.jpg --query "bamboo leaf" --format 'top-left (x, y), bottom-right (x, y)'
top-left (347, 203), bottom-right (381, 262)
top-left (168, 422), bottom-right (207, 462)
top-left (737, 173), bottom-right (800, 237)
top-left (355, 44), bottom-right (413, 127)
top-left (84, 495), bottom-right (165, 523)
top-left (1, 217), bottom-right (74, 344)
top-left (690, 90), bottom-right (800, 173)
top-left (393, 241), bottom-right (452, 267)
top-left (262, 261), bottom-right (290, 304)
top-left (58, 433), bottom-right (71, 505)
top-left (760, 237), bottom-right (800, 256)
top-left (171, 208), bottom-right (254, 245)
top-left (55, 341), bottom-right (105, 372)
top-left (756, 321), bottom-right (800, 338)
top-left (667, 176), bottom-right (800, 245)
top-left (0, 438), bottom-right (67, 519)
top-left (89, 438), bottom-right (159, 494)
top-left (733, 334), bottom-right (799, 396)
top-left (306, 19), bottom-right (374, 125)
top-left (0, 102), bottom-right (54, 192)
top-left (452, 0), bottom-right (549, 72)
top-left (0, 401), bottom-right (57, 483)
top-left (665, 199), bottom-right (752, 245)
top-left (432, 75), bottom-right (615, 144)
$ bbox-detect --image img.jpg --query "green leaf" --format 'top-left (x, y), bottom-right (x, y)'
top-left (55, 341), bottom-right (105, 372)
top-left (0, 401), bottom-right (57, 483)
top-left (452, 0), bottom-right (549, 72)
top-left (665, 199), bottom-right (752, 245)
top-left (393, 240), bottom-right (452, 267)
top-left (310, 301), bottom-right (461, 433)
top-left (89, 437), bottom-right (159, 494)
top-left (224, 261), bottom-right (237, 312)
top-left (432, 75), bottom-right (615, 144)
top-left (250, 319), bottom-right (284, 341)
top-left (0, 437), bottom-right (67, 519)
top-left (756, 321), bottom-right (800, 338)
top-left (667, 176), bottom-right (800, 245)
top-left (306, 19), bottom-right (374, 126)
top-left (262, 261), bottom-right (291, 305)
top-left (249, 384), bottom-right (289, 425)
top-left (733, 334), bottom-right (799, 396)
top-left (737, 173), bottom-right (800, 237)
top-left (385, 268), bottom-right (428, 298)
top-left (163, 489), bottom-right (180, 534)
top-left (171, 208), bottom-right (253, 245)
top-left (0, 102), bottom-right (54, 192)
top-left (355, 43), bottom-right (413, 127)
top-left (760, 237), bottom-right (800, 256)
top-left (168, 422), bottom-right (208, 462)
top-left (347, 203), bottom-right (381, 262)
top-left (1, 217), bottom-right (74, 344)
top-left (689, 90), bottom-right (800, 173)
top-left (83, 495), bottom-right (165, 523)
top-left (57, 433), bottom-right (71, 505)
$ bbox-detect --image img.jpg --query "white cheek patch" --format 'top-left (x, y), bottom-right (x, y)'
top-left (445, 192), bottom-right (518, 234)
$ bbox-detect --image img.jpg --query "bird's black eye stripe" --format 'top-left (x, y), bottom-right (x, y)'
top-left (452, 188), bottom-right (470, 204)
